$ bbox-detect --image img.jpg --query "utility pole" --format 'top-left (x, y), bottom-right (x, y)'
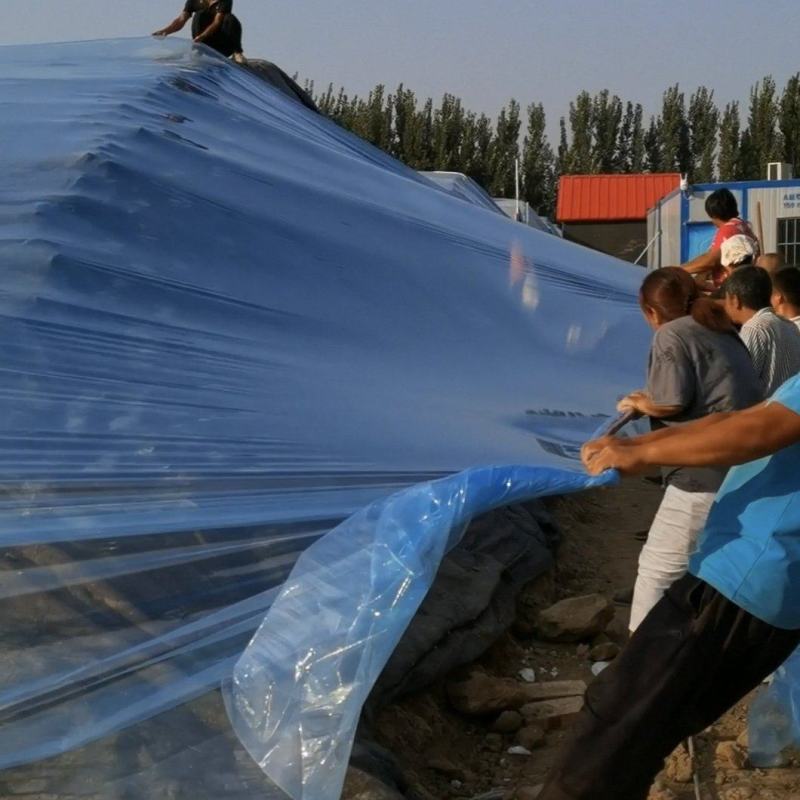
top-left (515, 157), bottom-right (521, 221)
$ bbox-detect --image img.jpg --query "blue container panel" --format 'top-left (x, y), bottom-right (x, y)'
top-left (687, 222), bottom-right (716, 260)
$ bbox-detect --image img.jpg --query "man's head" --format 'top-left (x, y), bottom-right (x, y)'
top-left (705, 188), bottom-right (739, 226)
top-left (756, 252), bottom-right (785, 276)
top-left (771, 267), bottom-right (800, 319)
top-left (722, 266), bottom-right (773, 325)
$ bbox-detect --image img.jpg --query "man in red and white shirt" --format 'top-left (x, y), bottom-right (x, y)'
top-left (683, 188), bottom-right (760, 289)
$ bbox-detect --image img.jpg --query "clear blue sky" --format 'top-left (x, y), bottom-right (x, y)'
top-left (6, 1), bottom-right (800, 142)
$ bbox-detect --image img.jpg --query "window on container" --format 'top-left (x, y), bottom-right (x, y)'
top-left (777, 218), bottom-right (800, 265)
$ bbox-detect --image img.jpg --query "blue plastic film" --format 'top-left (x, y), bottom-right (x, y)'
top-left (749, 648), bottom-right (800, 767)
top-left (0, 36), bottom-right (647, 790)
top-left (225, 465), bottom-right (617, 800)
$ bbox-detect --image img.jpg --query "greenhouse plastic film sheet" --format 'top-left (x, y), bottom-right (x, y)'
top-left (0, 37), bottom-right (648, 797)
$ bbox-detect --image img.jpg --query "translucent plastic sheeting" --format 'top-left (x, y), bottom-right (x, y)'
top-left (226, 464), bottom-right (617, 800)
top-left (0, 36), bottom-right (648, 790)
top-left (419, 171), bottom-right (507, 216)
top-left (749, 649), bottom-right (800, 767)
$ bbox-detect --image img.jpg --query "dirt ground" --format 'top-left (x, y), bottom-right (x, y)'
top-left (373, 478), bottom-right (800, 800)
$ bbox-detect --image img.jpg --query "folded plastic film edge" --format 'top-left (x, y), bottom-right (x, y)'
top-left (224, 463), bottom-right (618, 800)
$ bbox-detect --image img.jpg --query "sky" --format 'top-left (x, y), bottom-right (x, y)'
top-left (6, 0), bottom-right (800, 143)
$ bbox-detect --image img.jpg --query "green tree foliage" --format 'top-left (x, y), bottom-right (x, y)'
top-left (556, 116), bottom-right (570, 178)
top-left (659, 85), bottom-right (692, 174)
top-left (617, 102), bottom-right (645, 172)
top-left (689, 87), bottom-right (719, 182)
top-left (566, 91), bottom-right (594, 173)
top-left (489, 100), bottom-right (522, 196)
top-left (780, 74), bottom-right (800, 174)
top-left (308, 74), bottom-right (800, 220)
top-left (432, 93), bottom-right (465, 172)
top-left (350, 85), bottom-right (393, 152)
top-left (644, 116), bottom-right (663, 172)
top-left (718, 102), bottom-right (742, 180)
top-left (742, 77), bottom-right (783, 179)
top-left (592, 90), bottom-right (624, 172)
top-left (521, 103), bottom-right (555, 213)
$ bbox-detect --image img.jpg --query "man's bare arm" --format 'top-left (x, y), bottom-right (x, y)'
top-left (584, 401), bottom-right (799, 475)
top-left (153, 12), bottom-right (190, 37)
top-left (581, 410), bottom-right (740, 463)
top-left (683, 248), bottom-right (722, 275)
top-left (195, 11), bottom-right (225, 43)
top-left (617, 391), bottom-right (683, 419)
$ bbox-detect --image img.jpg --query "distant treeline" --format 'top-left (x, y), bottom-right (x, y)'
top-left (301, 76), bottom-right (800, 217)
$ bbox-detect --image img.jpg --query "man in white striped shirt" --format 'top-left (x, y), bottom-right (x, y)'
top-left (723, 266), bottom-right (800, 395)
top-left (772, 267), bottom-right (800, 333)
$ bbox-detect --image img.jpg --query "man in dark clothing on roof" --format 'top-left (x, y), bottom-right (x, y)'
top-left (153, 0), bottom-right (244, 61)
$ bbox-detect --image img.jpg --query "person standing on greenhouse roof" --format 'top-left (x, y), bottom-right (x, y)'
top-left (153, 0), bottom-right (245, 62)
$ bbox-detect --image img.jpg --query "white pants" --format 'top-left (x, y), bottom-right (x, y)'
top-left (629, 485), bottom-right (716, 632)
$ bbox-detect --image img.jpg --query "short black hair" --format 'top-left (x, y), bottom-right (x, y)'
top-left (722, 266), bottom-right (772, 310)
top-left (773, 266), bottom-right (800, 306)
top-left (705, 188), bottom-right (739, 222)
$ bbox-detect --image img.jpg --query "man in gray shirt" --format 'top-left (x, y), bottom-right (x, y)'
top-left (723, 266), bottom-right (800, 395)
top-left (644, 314), bottom-right (763, 493)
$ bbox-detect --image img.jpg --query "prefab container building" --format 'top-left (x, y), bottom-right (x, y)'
top-left (647, 172), bottom-right (800, 269)
top-left (557, 173), bottom-right (680, 262)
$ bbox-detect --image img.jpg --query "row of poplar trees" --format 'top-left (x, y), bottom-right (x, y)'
top-left (304, 75), bottom-right (800, 218)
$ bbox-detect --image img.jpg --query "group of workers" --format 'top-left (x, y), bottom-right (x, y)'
top-left (153, 0), bottom-right (245, 62)
top-left (540, 189), bottom-right (800, 799)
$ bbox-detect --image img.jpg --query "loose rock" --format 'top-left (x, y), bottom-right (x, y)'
top-left (664, 743), bottom-right (693, 783)
top-left (518, 668), bottom-right (537, 683)
top-left (427, 757), bottom-right (467, 781)
top-left (342, 768), bottom-right (406, 800)
top-left (517, 725), bottom-right (546, 750)
top-left (522, 680), bottom-right (587, 701)
top-left (491, 710), bottom-right (523, 734)
top-left (589, 642), bottom-right (621, 662)
top-left (736, 729), bottom-right (748, 749)
top-left (520, 696), bottom-right (584, 728)
top-left (647, 782), bottom-right (677, 800)
top-left (720, 787), bottom-right (756, 800)
top-left (484, 733), bottom-right (504, 753)
top-left (536, 594), bottom-right (615, 642)
top-left (604, 612), bottom-right (630, 645)
top-left (515, 786), bottom-right (543, 800)
top-left (447, 673), bottom-right (533, 715)
top-left (716, 741), bottom-right (749, 770)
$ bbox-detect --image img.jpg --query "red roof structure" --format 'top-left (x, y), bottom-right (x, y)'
top-left (557, 173), bottom-right (680, 223)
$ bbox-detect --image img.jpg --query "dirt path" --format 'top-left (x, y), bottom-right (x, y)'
top-left (374, 478), bottom-right (800, 800)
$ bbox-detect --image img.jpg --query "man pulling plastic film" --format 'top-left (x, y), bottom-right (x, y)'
top-left (539, 379), bottom-right (800, 800)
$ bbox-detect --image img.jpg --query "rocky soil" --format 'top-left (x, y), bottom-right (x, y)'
top-left (371, 478), bottom-right (800, 800)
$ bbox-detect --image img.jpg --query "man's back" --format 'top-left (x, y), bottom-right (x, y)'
top-left (741, 308), bottom-right (800, 395)
top-left (184, 0), bottom-right (242, 57)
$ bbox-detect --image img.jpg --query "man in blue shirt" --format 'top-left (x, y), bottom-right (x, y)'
top-left (539, 374), bottom-right (800, 800)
